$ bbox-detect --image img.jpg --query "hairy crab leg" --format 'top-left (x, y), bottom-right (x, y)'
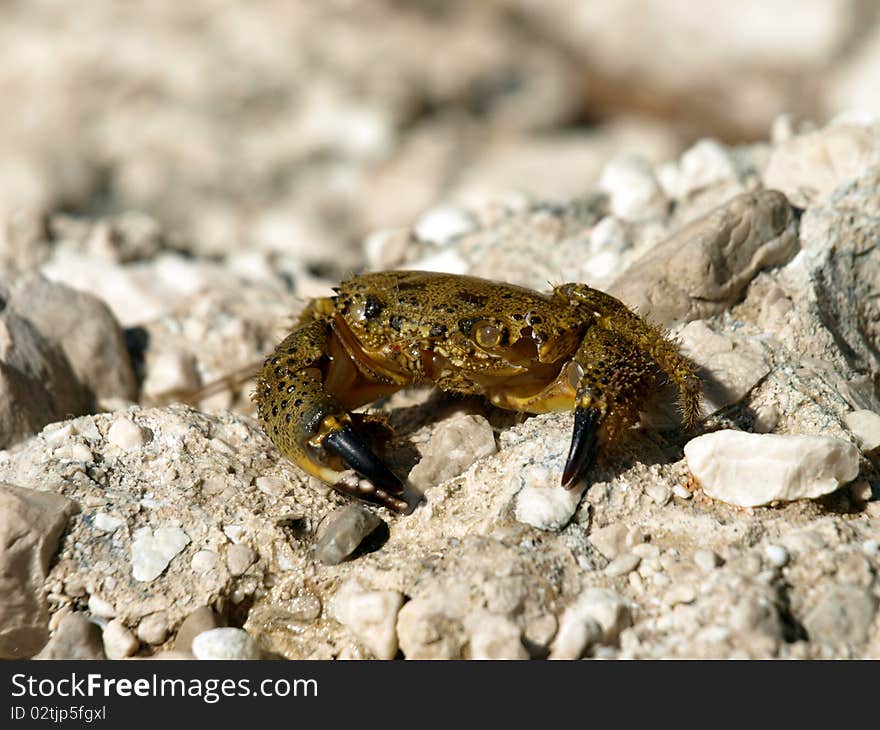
top-left (253, 318), bottom-right (408, 512)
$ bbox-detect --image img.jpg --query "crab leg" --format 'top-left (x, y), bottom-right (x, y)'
top-left (254, 318), bottom-right (408, 512)
top-left (561, 325), bottom-right (658, 489)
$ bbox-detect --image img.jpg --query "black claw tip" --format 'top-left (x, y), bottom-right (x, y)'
top-left (561, 407), bottom-right (600, 489)
top-left (324, 424), bottom-right (404, 497)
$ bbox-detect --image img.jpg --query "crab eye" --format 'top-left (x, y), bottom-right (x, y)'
top-left (475, 323), bottom-right (502, 348)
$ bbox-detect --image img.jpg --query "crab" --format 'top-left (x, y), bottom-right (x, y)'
top-left (253, 270), bottom-right (702, 512)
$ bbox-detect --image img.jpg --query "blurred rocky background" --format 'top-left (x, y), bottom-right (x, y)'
top-left (2, 0), bottom-right (880, 660)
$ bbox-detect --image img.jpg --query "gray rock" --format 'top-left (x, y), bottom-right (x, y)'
top-left (0, 483), bottom-right (78, 658)
top-left (608, 189), bottom-right (800, 327)
top-left (174, 607), bottom-right (224, 653)
top-left (34, 613), bottom-right (105, 660)
top-left (803, 585), bottom-right (878, 647)
top-left (313, 505), bottom-right (383, 566)
top-left (0, 311), bottom-right (91, 448)
top-left (7, 271), bottom-right (138, 403)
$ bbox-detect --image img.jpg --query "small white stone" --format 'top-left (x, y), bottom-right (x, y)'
top-left (408, 413), bottom-right (498, 490)
top-left (862, 539), bottom-right (879, 556)
top-left (42, 422), bottom-right (75, 446)
top-left (465, 611), bottom-right (529, 660)
top-left (589, 523), bottom-right (629, 560)
top-left (407, 248), bottom-right (469, 275)
top-left (191, 550), bottom-right (219, 574)
top-left (604, 553), bottom-right (641, 577)
top-left (222, 525), bottom-right (247, 543)
top-left (598, 156), bottom-right (667, 221)
top-left (107, 417), bottom-right (148, 451)
top-left (764, 544), bottom-right (789, 568)
top-left (255, 476), bottom-right (287, 497)
top-left (92, 512), bottom-right (124, 533)
top-left (88, 594), bottom-right (116, 619)
top-left (672, 484), bottom-right (693, 499)
top-left (644, 482), bottom-right (670, 505)
top-left (550, 588), bottom-right (631, 659)
top-left (663, 583), bottom-right (696, 607)
top-left (549, 614), bottom-right (603, 661)
top-left (363, 228), bottom-right (410, 270)
top-left (413, 206), bottom-right (476, 246)
top-left (514, 465), bottom-right (584, 530)
top-left (677, 138), bottom-right (738, 197)
top-left (632, 543), bottom-right (661, 560)
top-left (685, 430), bottom-right (860, 507)
top-left (192, 628), bottom-right (260, 660)
top-left (136, 612), bottom-right (169, 645)
top-left (330, 580), bottom-right (403, 660)
top-left (844, 410), bottom-right (880, 451)
top-left (143, 350), bottom-right (200, 397)
top-left (102, 619), bottom-right (139, 659)
top-left (225, 544), bottom-right (256, 577)
top-left (589, 216), bottom-right (631, 255)
top-left (693, 549), bottom-right (721, 573)
top-left (131, 526), bottom-right (191, 582)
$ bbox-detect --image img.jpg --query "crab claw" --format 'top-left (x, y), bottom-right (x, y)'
top-left (561, 407), bottom-right (600, 489)
top-left (324, 424), bottom-right (408, 511)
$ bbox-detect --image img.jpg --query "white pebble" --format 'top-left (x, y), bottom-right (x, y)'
top-left (844, 410), bottom-right (880, 451)
top-left (465, 611), bottom-right (529, 660)
top-left (604, 553), bottom-right (641, 577)
top-left (550, 588), bottom-right (632, 659)
top-left (598, 156), bottom-right (667, 221)
top-left (222, 525), bottom-right (247, 543)
top-left (632, 543), bottom-right (660, 560)
top-left (514, 467), bottom-right (584, 531)
top-left (107, 417), bottom-right (148, 450)
top-left (191, 550), bottom-right (219, 574)
top-left (131, 526), bottom-right (190, 582)
top-left (42, 422), bottom-right (75, 446)
top-left (764, 544), bottom-right (789, 568)
top-left (644, 482), bottom-right (670, 505)
top-left (88, 594), bottom-right (116, 619)
top-left (693, 549), bottom-right (721, 573)
top-left (413, 206), bottom-right (476, 246)
top-left (330, 580), bottom-right (403, 660)
top-left (663, 583), bottom-right (696, 607)
top-left (103, 619), bottom-right (139, 659)
top-left (136, 612), bottom-right (169, 645)
top-left (589, 523), bottom-right (629, 560)
top-left (862, 539), bottom-right (879, 556)
top-left (192, 628), bottom-right (260, 660)
top-left (225, 544), bottom-right (256, 577)
top-left (255, 476), bottom-right (287, 497)
top-left (684, 430), bottom-right (860, 507)
top-left (92, 512), bottom-right (124, 533)
top-left (143, 350), bottom-right (200, 396)
top-left (672, 484), bottom-right (693, 499)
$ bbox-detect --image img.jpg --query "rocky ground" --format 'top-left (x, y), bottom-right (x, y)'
top-left (1, 2), bottom-right (880, 660)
